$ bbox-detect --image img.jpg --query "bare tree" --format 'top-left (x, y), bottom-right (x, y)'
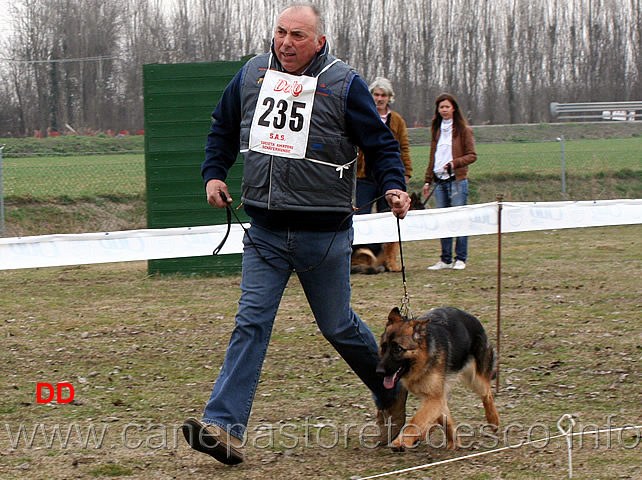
top-left (1, 0), bottom-right (640, 136)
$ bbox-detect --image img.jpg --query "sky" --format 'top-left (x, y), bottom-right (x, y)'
top-left (0, 0), bottom-right (12, 42)
top-left (0, 0), bottom-right (179, 43)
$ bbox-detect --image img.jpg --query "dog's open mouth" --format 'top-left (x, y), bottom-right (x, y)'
top-left (383, 367), bottom-right (402, 389)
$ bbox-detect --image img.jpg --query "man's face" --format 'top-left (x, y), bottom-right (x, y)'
top-left (372, 88), bottom-right (390, 112)
top-left (274, 6), bottom-right (325, 75)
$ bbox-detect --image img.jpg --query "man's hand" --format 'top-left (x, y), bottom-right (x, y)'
top-left (205, 179), bottom-right (233, 208)
top-left (385, 189), bottom-right (411, 219)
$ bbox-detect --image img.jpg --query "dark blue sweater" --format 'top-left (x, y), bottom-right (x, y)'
top-left (201, 44), bottom-right (406, 231)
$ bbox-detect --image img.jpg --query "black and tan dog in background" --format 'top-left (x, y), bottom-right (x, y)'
top-left (350, 192), bottom-right (424, 275)
top-left (350, 242), bottom-right (401, 274)
top-left (377, 306), bottom-right (500, 450)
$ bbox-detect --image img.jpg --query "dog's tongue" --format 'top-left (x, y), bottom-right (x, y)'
top-left (383, 369), bottom-right (400, 389)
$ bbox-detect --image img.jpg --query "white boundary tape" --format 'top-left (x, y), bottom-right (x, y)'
top-left (357, 415), bottom-right (642, 480)
top-left (1, 199), bottom-right (641, 270)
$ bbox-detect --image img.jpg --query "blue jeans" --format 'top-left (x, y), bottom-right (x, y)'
top-left (433, 179), bottom-right (469, 263)
top-left (356, 178), bottom-right (390, 214)
top-left (202, 223), bottom-right (398, 440)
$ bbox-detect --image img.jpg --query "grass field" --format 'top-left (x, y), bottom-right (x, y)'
top-left (2, 154), bottom-right (144, 198)
top-left (2, 125), bottom-right (641, 201)
top-left (0, 126), bottom-right (641, 478)
top-left (1, 138), bottom-right (640, 204)
top-left (0, 225), bottom-right (640, 479)
top-left (410, 137), bottom-right (642, 177)
top-left (2, 134), bottom-right (640, 237)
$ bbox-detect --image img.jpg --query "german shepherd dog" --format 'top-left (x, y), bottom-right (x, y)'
top-left (351, 193), bottom-right (424, 275)
top-left (351, 242), bottom-right (400, 274)
top-left (377, 307), bottom-right (500, 450)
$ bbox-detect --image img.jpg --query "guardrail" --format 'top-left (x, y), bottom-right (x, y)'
top-left (550, 101), bottom-right (642, 121)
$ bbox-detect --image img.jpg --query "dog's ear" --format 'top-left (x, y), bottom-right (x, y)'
top-left (387, 307), bottom-right (404, 326)
top-left (411, 318), bottom-right (431, 343)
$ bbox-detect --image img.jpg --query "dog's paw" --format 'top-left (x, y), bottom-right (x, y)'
top-left (390, 436), bottom-right (419, 452)
top-left (446, 438), bottom-right (462, 450)
top-left (390, 440), bottom-right (406, 452)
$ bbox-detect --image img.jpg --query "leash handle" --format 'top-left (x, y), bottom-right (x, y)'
top-left (212, 192), bottom-right (232, 255)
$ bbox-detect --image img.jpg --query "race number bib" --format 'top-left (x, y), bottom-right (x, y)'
top-left (248, 68), bottom-right (318, 159)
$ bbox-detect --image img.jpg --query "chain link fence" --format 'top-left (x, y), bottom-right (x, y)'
top-left (1, 142), bottom-right (640, 236)
top-left (409, 141), bottom-right (641, 203)
top-left (2, 158), bottom-right (144, 199)
top-left (0, 151), bottom-right (146, 237)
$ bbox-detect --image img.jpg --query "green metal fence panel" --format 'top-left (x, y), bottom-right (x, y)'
top-left (143, 60), bottom-right (249, 275)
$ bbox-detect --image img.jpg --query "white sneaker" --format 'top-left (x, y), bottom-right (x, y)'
top-left (453, 260), bottom-right (466, 270)
top-left (427, 261), bottom-right (453, 270)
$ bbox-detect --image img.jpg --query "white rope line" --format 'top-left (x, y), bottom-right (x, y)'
top-left (356, 416), bottom-right (642, 480)
top-left (557, 414), bottom-right (575, 478)
top-left (357, 444), bottom-right (517, 480)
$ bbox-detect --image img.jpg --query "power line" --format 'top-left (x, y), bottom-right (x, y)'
top-left (0, 55), bottom-right (118, 64)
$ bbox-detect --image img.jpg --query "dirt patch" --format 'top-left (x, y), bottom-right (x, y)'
top-left (3, 198), bottom-right (146, 237)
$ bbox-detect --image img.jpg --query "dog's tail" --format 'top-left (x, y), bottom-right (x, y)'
top-left (350, 264), bottom-right (384, 274)
top-left (474, 336), bottom-right (497, 381)
top-left (488, 343), bottom-right (498, 381)
top-left (350, 248), bottom-right (383, 275)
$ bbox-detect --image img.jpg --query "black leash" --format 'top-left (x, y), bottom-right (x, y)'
top-left (212, 192), bottom-right (392, 273)
top-left (422, 181), bottom-right (438, 207)
top-left (212, 197), bottom-right (232, 255)
top-left (396, 213), bottom-right (420, 320)
top-left (395, 215), bottom-right (413, 319)
top-left (214, 191), bottom-right (416, 317)
top-left (423, 164), bottom-right (456, 207)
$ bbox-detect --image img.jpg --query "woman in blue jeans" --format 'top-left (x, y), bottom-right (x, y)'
top-left (422, 93), bottom-right (477, 270)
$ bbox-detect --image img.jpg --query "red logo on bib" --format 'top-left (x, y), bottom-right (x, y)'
top-left (274, 79), bottom-right (304, 97)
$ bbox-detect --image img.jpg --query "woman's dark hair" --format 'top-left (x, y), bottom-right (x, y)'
top-left (430, 93), bottom-right (469, 140)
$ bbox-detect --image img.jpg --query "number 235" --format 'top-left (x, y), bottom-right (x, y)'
top-left (258, 98), bottom-right (306, 132)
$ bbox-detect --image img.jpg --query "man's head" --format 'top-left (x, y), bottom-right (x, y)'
top-left (274, 4), bottom-right (326, 75)
top-left (369, 77), bottom-right (395, 105)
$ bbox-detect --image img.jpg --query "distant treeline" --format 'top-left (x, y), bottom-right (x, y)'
top-left (0, 0), bottom-right (640, 137)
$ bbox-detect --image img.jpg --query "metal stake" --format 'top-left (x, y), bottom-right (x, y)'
top-left (495, 193), bottom-right (504, 394)
top-left (558, 135), bottom-right (566, 200)
top-left (0, 145), bottom-right (5, 237)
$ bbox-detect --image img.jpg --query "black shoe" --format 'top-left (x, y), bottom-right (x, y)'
top-left (181, 418), bottom-right (244, 465)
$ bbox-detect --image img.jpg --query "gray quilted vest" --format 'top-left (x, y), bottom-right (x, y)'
top-left (239, 50), bottom-right (358, 212)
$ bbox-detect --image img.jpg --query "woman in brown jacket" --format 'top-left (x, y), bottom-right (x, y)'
top-left (356, 77), bottom-right (412, 214)
top-left (422, 93), bottom-right (476, 270)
